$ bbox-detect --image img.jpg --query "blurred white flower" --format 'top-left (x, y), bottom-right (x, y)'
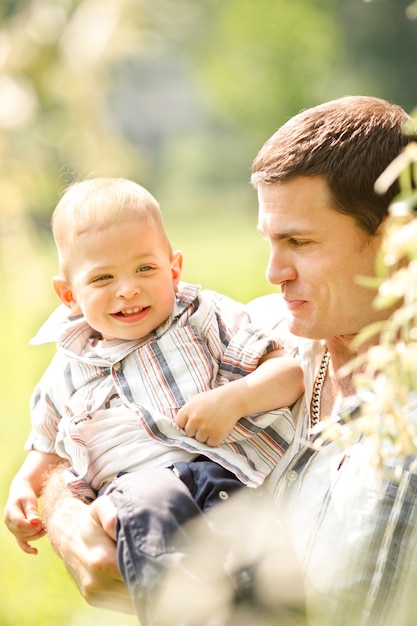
top-left (26, 0), bottom-right (68, 45)
top-left (0, 30), bottom-right (11, 67)
top-left (383, 219), bottom-right (417, 265)
top-left (59, 0), bottom-right (121, 70)
top-left (0, 73), bottom-right (38, 129)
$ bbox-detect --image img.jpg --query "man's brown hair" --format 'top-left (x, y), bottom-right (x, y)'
top-left (251, 96), bottom-right (416, 234)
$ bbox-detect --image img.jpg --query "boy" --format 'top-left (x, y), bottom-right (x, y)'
top-left (4, 177), bottom-right (302, 620)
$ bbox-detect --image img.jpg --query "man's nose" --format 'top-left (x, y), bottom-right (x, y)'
top-left (266, 250), bottom-right (297, 286)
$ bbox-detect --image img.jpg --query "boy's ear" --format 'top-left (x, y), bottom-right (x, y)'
top-left (53, 276), bottom-right (81, 315)
top-left (171, 250), bottom-right (183, 291)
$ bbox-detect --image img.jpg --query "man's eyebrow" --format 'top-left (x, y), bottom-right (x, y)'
top-left (257, 225), bottom-right (314, 240)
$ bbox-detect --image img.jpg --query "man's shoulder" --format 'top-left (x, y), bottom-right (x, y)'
top-left (247, 294), bottom-right (287, 329)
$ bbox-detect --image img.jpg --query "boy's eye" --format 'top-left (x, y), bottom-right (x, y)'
top-left (93, 274), bottom-right (113, 282)
top-left (137, 265), bottom-right (152, 273)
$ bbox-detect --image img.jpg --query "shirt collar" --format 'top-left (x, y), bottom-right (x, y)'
top-left (30, 282), bottom-right (201, 352)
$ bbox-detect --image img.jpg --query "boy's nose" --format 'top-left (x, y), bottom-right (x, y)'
top-left (116, 280), bottom-right (141, 299)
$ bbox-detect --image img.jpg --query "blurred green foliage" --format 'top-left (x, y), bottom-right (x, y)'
top-left (1, 0), bottom-right (417, 623)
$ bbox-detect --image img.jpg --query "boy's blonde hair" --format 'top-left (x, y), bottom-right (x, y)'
top-left (52, 178), bottom-right (171, 275)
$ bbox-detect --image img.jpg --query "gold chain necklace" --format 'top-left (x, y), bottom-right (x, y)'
top-left (310, 349), bottom-right (330, 427)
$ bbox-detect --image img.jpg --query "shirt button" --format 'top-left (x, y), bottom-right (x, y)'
top-left (113, 361), bottom-right (123, 372)
top-left (219, 491), bottom-right (229, 500)
top-left (286, 470), bottom-right (298, 482)
top-left (250, 487), bottom-right (265, 497)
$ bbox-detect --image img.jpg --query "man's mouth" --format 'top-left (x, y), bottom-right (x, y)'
top-left (283, 297), bottom-right (307, 311)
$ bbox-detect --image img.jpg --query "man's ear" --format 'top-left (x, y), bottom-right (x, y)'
top-left (171, 250), bottom-right (183, 291)
top-left (53, 276), bottom-right (82, 315)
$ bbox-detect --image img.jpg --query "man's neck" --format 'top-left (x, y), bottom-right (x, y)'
top-left (326, 331), bottom-right (378, 371)
top-left (320, 334), bottom-right (373, 417)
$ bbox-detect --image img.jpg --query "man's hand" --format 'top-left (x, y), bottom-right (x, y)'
top-left (64, 496), bottom-right (133, 613)
top-left (42, 469), bottom-right (133, 614)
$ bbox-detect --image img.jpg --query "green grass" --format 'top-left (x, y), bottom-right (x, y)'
top-left (0, 213), bottom-right (276, 625)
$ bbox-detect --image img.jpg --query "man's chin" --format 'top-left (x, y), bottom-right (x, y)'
top-left (287, 319), bottom-right (321, 340)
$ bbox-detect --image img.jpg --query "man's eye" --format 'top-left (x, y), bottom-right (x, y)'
top-left (289, 238), bottom-right (308, 247)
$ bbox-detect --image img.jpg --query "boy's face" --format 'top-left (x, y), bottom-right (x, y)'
top-left (55, 217), bottom-right (183, 341)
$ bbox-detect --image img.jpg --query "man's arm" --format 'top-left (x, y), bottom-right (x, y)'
top-left (42, 465), bottom-right (133, 614)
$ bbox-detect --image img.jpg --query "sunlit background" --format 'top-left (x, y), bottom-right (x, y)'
top-left (1, 0), bottom-right (417, 623)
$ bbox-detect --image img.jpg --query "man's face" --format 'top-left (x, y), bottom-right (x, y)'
top-left (257, 176), bottom-right (384, 341)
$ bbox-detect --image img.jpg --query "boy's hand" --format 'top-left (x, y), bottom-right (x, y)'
top-left (175, 388), bottom-right (238, 446)
top-left (3, 481), bottom-right (45, 555)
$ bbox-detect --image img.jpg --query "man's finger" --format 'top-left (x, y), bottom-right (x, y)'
top-left (89, 496), bottom-right (118, 541)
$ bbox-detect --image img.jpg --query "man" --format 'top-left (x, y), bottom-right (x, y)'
top-left (41, 96), bottom-right (417, 624)
top-left (247, 95), bottom-right (417, 625)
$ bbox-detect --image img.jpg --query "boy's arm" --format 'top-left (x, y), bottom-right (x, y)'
top-left (4, 450), bottom-right (62, 554)
top-left (231, 348), bottom-right (304, 412)
top-left (175, 348), bottom-right (304, 446)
